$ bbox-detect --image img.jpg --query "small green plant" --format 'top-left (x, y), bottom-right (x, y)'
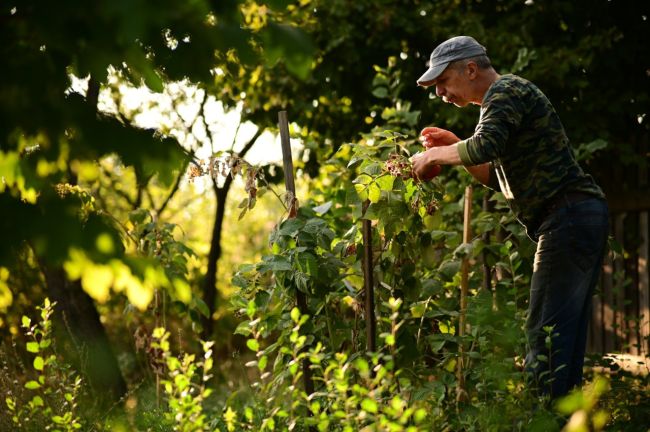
top-left (3, 298), bottom-right (83, 431)
top-left (557, 375), bottom-right (610, 432)
top-left (223, 305), bottom-right (430, 431)
top-left (150, 327), bottom-right (214, 432)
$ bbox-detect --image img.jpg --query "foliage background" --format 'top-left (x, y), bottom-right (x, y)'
top-left (1, 0), bottom-right (648, 430)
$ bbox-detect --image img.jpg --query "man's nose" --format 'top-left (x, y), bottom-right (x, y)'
top-left (435, 85), bottom-right (444, 97)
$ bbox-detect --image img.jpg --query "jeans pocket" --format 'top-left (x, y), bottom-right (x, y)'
top-left (569, 222), bottom-right (607, 273)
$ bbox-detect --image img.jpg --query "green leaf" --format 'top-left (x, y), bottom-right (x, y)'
top-left (26, 342), bottom-right (39, 353)
top-left (375, 175), bottom-right (394, 192)
top-left (372, 87), bottom-right (388, 98)
top-left (269, 256), bottom-right (292, 271)
top-left (234, 321), bottom-right (252, 336)
top-left (33, 356), bottom-right (44, 371)
top-left (411, 381), bottom-right (446, 403)
top-left (290, 307), bottom-right (300, 323)
top-left (353, 174), bottom-right (373, 185)
top-left (21, 316), bottom-right (31, 328)
top-left (354, 184), bottom-right (369, 201)
top-left (368, 183), bottom-right (381, 203)
top-left (361, 162), bottom-right (383, 176)
top-left (260, 22), bottom-right (314, 79)
top-left (410, 302), bottom-right (427, 318)
top-left (246, 339), bottom-right (260, 352)
top-left (258, 355), bottom-right (268, 371)
top-left (312, 201), bottom-right (333, 215)
top-left (297, 251), bottom-right (318, 276)
top-left (556, 391), bottom-right (584, 414)
top-left (192, 297), bottom-right (210, 318)
top-left (25, 380), bottom-right (41, 390)
top-left (438, 260), bottom-right (460, 280)
top-left (361, 398), bottom-right (378, 413)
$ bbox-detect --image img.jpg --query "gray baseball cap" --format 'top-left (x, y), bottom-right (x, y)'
top-left (417, 36), bottom-right (487, 87)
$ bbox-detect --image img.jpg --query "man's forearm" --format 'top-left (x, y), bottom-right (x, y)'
top-left (430, 146), bottom-right (491, 185)
top-left (412, 143), bottom-right (491, 186)
top-left (464, 163), bottom-right (491, 186)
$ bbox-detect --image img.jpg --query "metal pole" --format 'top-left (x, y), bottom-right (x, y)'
top-left (278, 111), bottom-right (314, 398)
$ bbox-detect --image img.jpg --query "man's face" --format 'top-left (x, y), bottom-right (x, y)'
top-left (432, 64), bottom-right (472, 107)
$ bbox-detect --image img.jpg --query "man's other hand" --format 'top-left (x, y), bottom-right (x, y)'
top-left (419, 127), bottom-right (460, 148)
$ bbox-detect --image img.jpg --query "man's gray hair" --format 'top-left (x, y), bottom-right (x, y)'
top-left (449, 55), bottom-right (492, 70)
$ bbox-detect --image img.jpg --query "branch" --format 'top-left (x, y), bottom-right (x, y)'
top-left (87, 77), bottom-right (100, 110)
top-left (100, 165), bottom-right (137, 208)
top-left (237, 127), bottom-right (263, 160)
top-left (156, 152), bottom-right (194, 217)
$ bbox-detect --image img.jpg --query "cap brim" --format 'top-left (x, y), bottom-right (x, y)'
top-left (416, 62), bottom-right (448, 87)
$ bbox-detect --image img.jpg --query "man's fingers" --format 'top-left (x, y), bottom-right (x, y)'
top-left (420, 126), bottom-right (441, 136)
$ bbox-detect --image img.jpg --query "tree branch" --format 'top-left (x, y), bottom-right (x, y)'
top-left (156, 153), bottom-right (194, 217)
top-left (237, 127), bottom-right (264, 161)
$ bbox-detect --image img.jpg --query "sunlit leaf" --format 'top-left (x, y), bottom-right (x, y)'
top-left (33, 356), bottom-right (44, 371)
top-left (312, 201), bottom-right (333, 214)
top-left (25, 380), bottom-right (40, 390)
top-left (172, 278), bottom-right (192, 303)
top-left (81, 264), bottom-right (113, 303)
top-left (126, 277), bottom-right (154, 311)
top-left (247, 339), bottom-right (259, 352)
top-left (368, 183), bottom-right (381, 203)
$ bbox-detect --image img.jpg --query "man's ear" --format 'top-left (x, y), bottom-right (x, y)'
top-left (466, 61), bottom-right (479, 80)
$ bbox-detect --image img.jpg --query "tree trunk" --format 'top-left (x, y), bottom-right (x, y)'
top-left (202, 176), bottom-right (232, 337)
top-left (42, 266), bottom-right (127, 407)
top-left (201, 129), bottom-right (262, 338)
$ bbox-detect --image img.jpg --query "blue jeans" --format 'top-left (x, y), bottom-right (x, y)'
top-left (525, 197), bottom-right (609, 398)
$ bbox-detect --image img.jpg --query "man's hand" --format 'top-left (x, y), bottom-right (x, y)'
top-left (411, 150), bottom-right (441, 181)
top-left (410, 127), bottom-right (460, 181)
top-left (419, 127), bottom-right (461, 148)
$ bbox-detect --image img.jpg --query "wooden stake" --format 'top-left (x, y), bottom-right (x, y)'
top-left (638, 137), bottom-right (649, 356)
top-left (603, 238), bottom-right (615, 353)
top-left (362, 201), bottom-right (377, 353)
top-left (457, 185), bottom-right (473, 404)
top-left (614, 214), bottom-right (626, 351)
top-left (639, 212), bottom-right (649, 355)
top-left (278, 111), bottom-right (314, 398)
top-left (481, 192), bottom-right (495, 310)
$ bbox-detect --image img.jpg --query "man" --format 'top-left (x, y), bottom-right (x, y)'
top-left (412, 36), bottom-right (609, 399)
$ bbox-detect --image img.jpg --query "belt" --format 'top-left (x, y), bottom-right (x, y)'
top-left (545, 191), bottom-right (595, 217)
top-left (530, 191), bottom-right (597, 240)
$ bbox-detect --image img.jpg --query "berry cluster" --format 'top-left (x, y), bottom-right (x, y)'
top-left (410, 196), bottom-right (438, 216)
top-left (384, 153), bottom-right (414, 179)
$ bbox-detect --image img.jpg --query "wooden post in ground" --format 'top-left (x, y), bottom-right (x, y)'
top-left (457, 185), bottom-right (473, 404)
top-left (362, 201), bottom-right (377, 353)
top-left (638, 137), bottom-right (649, 355)
top-left (614, 214), bottom-right (626, 351)
top-left (278, 111), bottom-right (314, 399)
top-left (639, 212), bottom-right (649, 355)
top-left (481, 192), bottom-right (494, 308)
top-left (603, 223), bottom-right (616, 353)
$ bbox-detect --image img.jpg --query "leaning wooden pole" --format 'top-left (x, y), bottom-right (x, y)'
top-left (362, 200), bottom-right (377, 353)
top-left (457, 185), bottom-right (473, 404)
top-left (278, 111), bottom-right (314, 398)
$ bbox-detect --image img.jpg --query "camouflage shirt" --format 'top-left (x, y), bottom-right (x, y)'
top-left (456, 74), bottom-right (604, 238)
